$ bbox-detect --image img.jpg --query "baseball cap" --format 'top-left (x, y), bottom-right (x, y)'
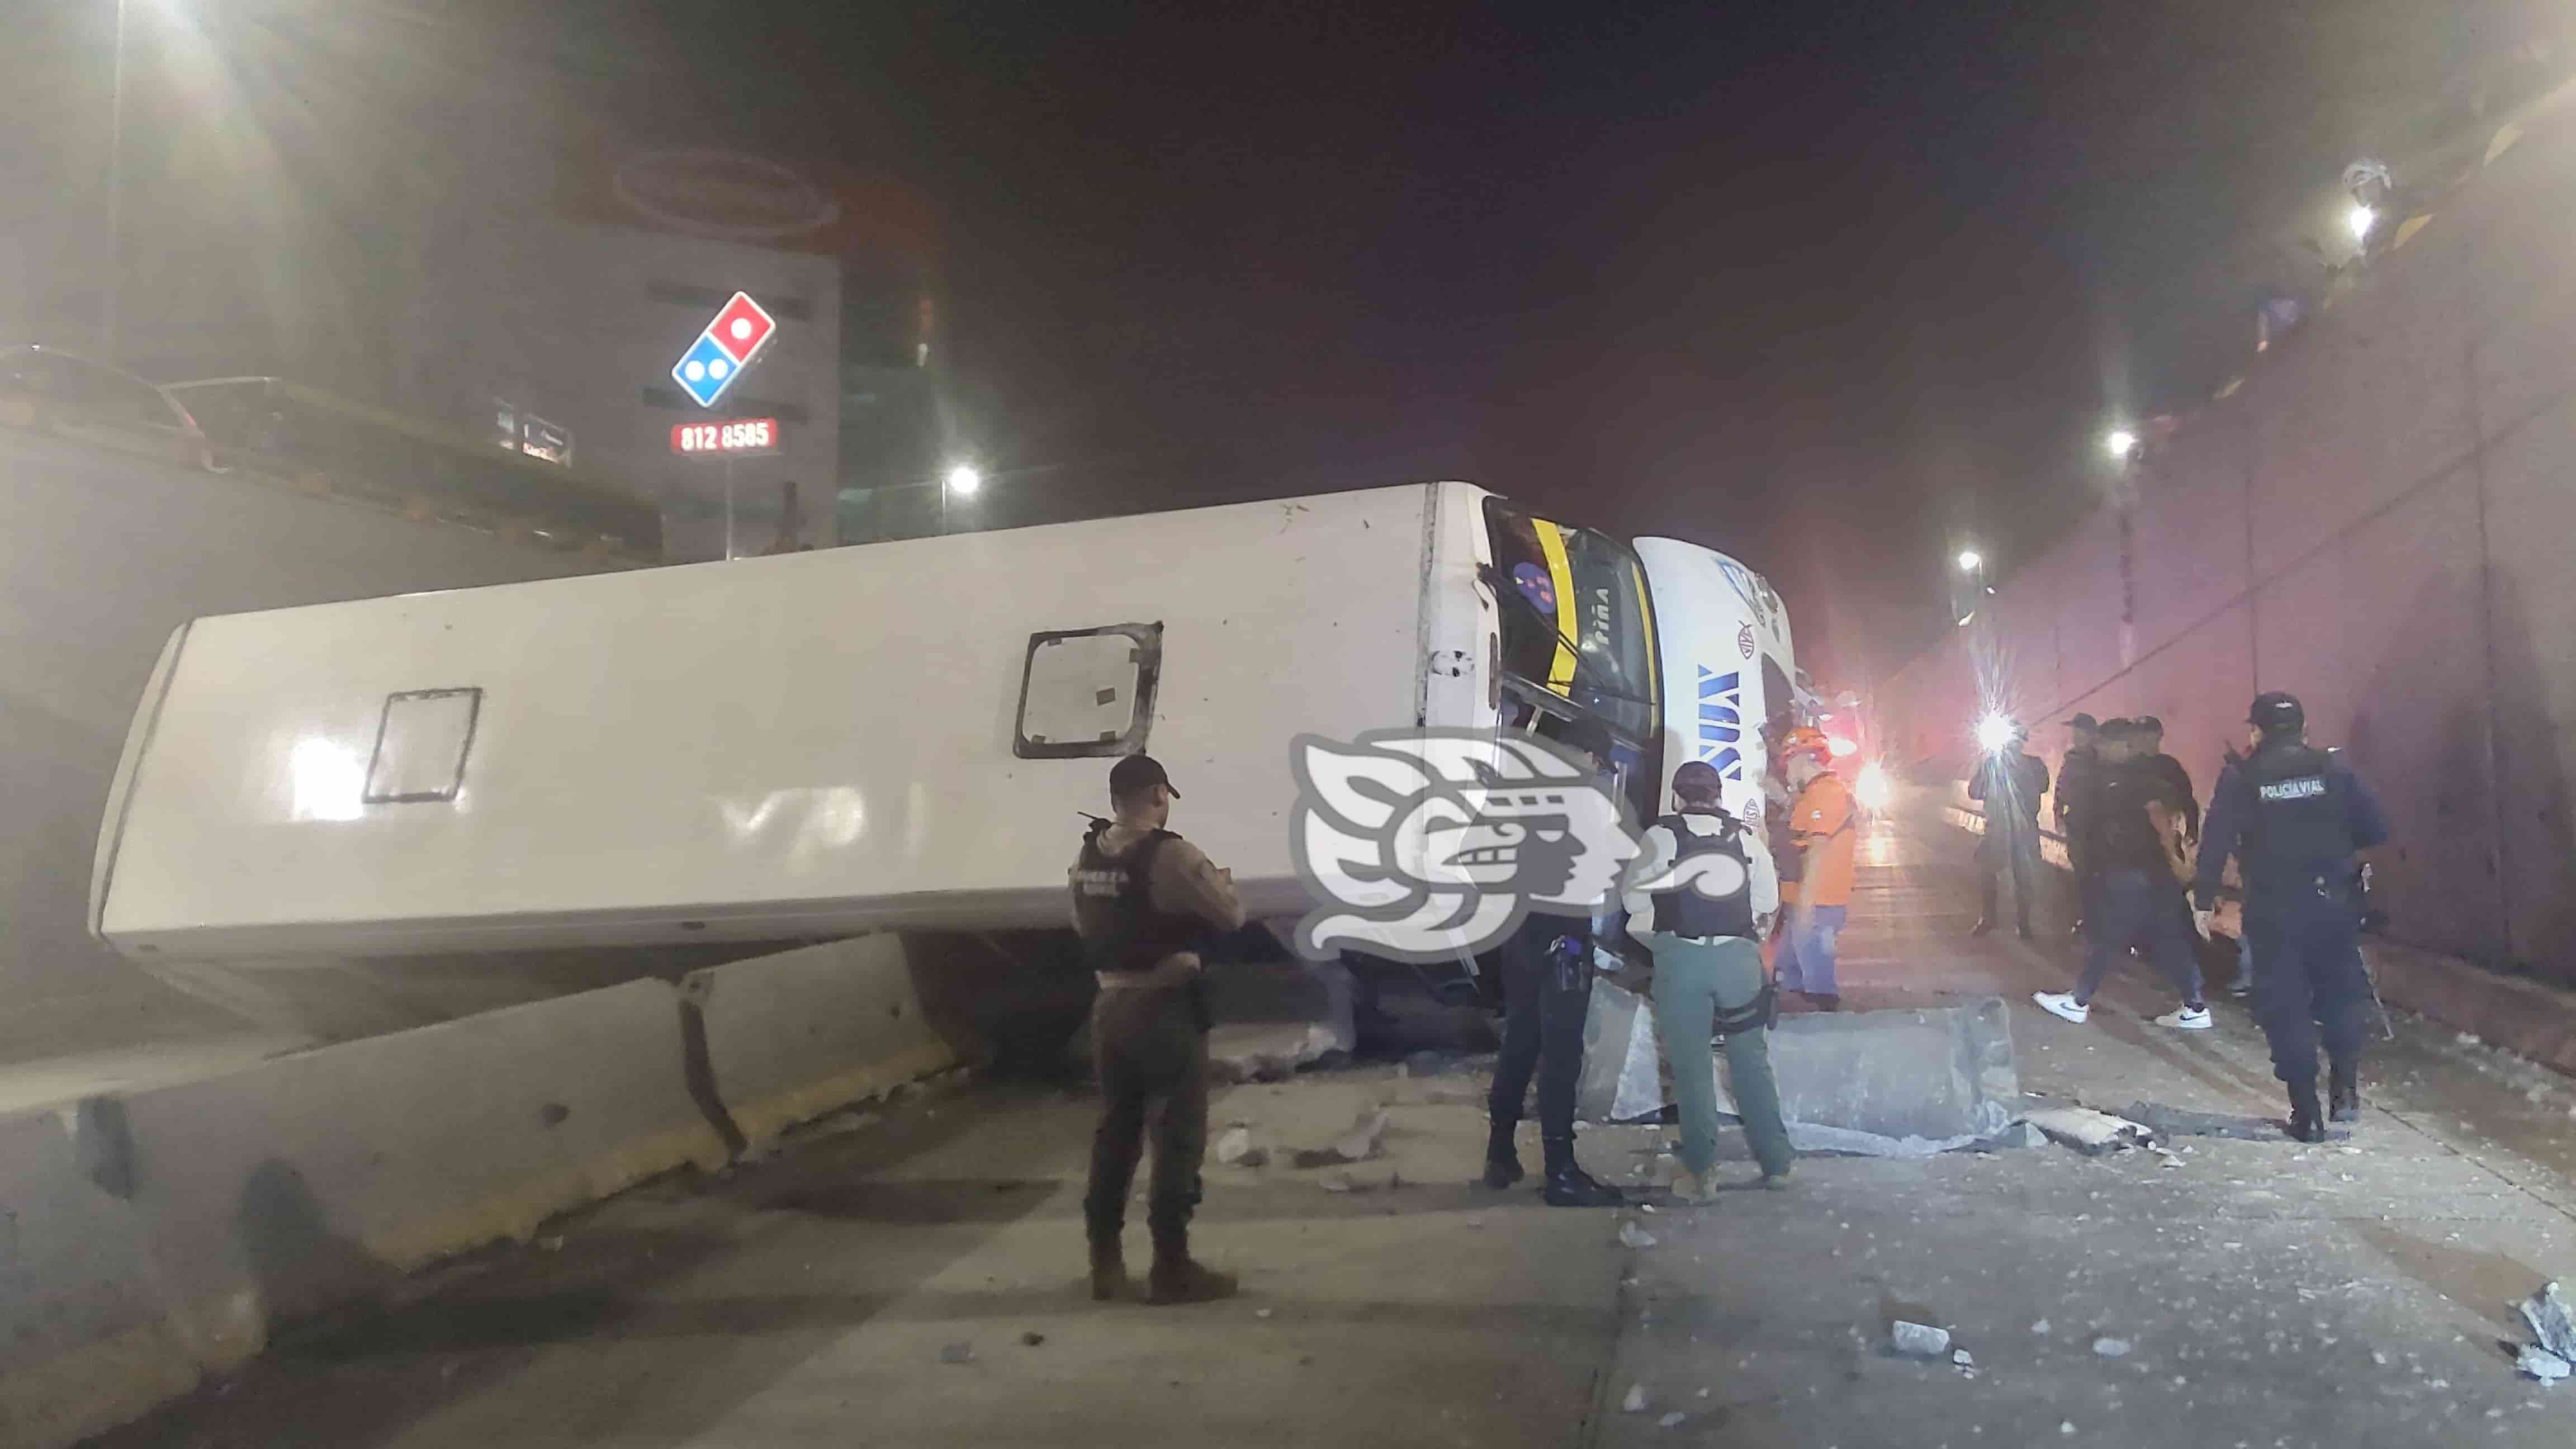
top-left (2096, 717), bottom-right (2138, 737)
top-left (1109, 754), bottom-right (1178, 799)
top-left (2066, 713), bottom-right (2099, 731)
top-left (2135, 714), bottom-right (2165, 735)
top-left (2248, 691), bottom-right (2304, 733)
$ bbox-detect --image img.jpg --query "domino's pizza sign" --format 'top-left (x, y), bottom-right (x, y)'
top-left (670, 291), bottom-right (776, 408)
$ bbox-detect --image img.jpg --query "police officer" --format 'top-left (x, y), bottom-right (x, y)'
top-left (2056, 714), bottom-right (2103, 936)
top-left (2191, 693), bottom-right (2391, 1142)
top-left (1071, 754), bottom-right (1246, 1303)
top-left (1624, 760), bottom-right (1794, 1202)
top-left (1483, 717), bottom-right (1626, 1208)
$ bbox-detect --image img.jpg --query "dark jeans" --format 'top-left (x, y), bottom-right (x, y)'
top-left (2074, 868), bottom-right (2204, 1007)
top-left (1489, 917), bottom-right (1594, 1141)
top-left (2247, 882), bottom-right (2371, 1086)
top-left (1083, 986), bottom-right (1210, 1253)
top-left (1978, 827), bottom-right (2041, 930)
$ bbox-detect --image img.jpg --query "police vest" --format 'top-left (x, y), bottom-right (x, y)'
top-left (1071, 823), bottom-right (1206, 974)
top-left (2239, 743), bottom-right (2353, 886)
top-left (1649, 813), bottom-right (1758, 940)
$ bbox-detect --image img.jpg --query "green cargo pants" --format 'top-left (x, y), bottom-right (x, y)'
top-left (1648, 934), bottom-right (1795, 1178)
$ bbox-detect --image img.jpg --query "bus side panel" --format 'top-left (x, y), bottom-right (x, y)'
top-left (98, 485), bottom-right (1443, 958)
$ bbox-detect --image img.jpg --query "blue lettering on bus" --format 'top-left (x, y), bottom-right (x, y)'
top-left (1696, 666), bottom-right (1744, 780)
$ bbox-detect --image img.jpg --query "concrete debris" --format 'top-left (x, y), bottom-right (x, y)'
top-left (2092, 1337), bottom-right (2133, 1358)
top-left (1620, 1221), bottom-right (1659, 1249)
top-left (1256, 1308), bottom-right (1275, 1319)
top-left (1292, 1107), bottom-right (1390, 1168)
top-left (1892, 1320), bottom-right (1952, 1358)
top-left (2031, 1319), bottom-right (2052, 1335)
top-left (2024, 1107), bottom-right (2156, 1155)
top-left (1221, 1124), bottom-right (1272, 1165)
top-left (2515, 1347), bottom-right (2569, 1384)
top-left (1466, 1216), bottom-right (1485, 1229)
top-left (1659, 1412), bottom-right (1687, 1428)
top-left (2520, 1282), bottom-right (2576, 1362)
top-left (2118, 1101), bottom-right (2276, 1142)
top-left (939, 1342), bottom-right (974, 1364)
top-left (1622, 1383), bottom-right (1649, 1413)
top-left (2060, 1422), bottom-right (2077, 1436)
top-left (1952, 1348), bottom-right (1974, 1367)
top-left (1320, 1172), bottom-right (1356, 1194)
top-left (1020, 1331), bottom-right (1045, 1347)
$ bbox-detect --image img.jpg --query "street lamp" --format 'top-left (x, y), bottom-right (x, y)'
top-left (2104, 428), bottom-right (2138, 461)
top-left (1955, 548), bottom-right (1983, 573)
top-left (939, 462), bottom-right (982, 534)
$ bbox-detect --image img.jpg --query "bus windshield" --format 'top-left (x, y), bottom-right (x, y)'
top-left (1483, 499), bottom-right (1658, 745)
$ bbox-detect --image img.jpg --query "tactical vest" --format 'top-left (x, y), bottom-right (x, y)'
top-left (1649, 812), bottom-right (1758, 940)
top-left (2239, 742), bottom-right (2352, 887)
top-left (1071, 823), bottom-right (1205, 974)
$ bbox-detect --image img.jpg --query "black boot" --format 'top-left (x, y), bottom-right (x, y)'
top-left (2286, 1078), bottom-right (2327, 1143)
top-left (1481, 1121), bottom-right (1526, 1190)
top-left (1145, 1226), bottom-right (1237, 1305)
top-left (2329, 1058), bottom-right (2361, 1124)
top-left (1540, 1135), bottom-right (1625, 1208)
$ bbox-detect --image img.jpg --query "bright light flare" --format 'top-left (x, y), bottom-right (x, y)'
top-left (1827, 735), bottom-right (1857, 758)
top-left (2104, 429), bottom-right (2138, 460)
top-left (2347, 203), bottom-right (2375, 242)
top-left (1955, 549), bottom-right (1983, 572)
top-left (1854, 760), bottom-right (1892, 813)
top-left (944, 463), bottom-right (982, 497)
top-left (1974, 713), bottom-right (2018, 752)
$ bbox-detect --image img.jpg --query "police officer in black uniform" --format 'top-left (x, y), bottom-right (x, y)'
top-left (1071, 754), bottom-right (1247, 1303)
top-left (2191, 693), bottom-right (2391, 1142)
top-left (1482, 717), bottom-right (1626, 1208)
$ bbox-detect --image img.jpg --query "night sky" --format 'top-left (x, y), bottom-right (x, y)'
top-left (20, 0), bottom-right (2565, 681)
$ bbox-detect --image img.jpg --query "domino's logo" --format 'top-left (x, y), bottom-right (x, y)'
top-left (671, 291), bottom-right (777, 408)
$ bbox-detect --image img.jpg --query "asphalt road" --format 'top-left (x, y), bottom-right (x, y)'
top-left (94, 812), bottom-right (2576, 1447)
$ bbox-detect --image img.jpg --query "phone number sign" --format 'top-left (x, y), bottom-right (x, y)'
top-left (670, 418), bottom-right (779, 456)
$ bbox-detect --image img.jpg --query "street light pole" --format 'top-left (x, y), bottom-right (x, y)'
top-left (101, 0), bottom-right (131, 358)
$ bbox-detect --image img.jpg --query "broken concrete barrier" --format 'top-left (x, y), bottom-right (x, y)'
top-left (1580, 992), bottom-right (2022, 1151)
top-left (686, 934), bottom-right (964, 1149)
top-left (0, 1108), bottom-right (200, 1449)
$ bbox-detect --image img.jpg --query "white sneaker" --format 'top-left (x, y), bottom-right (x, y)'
top-left (2034, 991), bottom-right (2090, 1024)
top-left (2156, 1006), bottom-right (2214, 1030)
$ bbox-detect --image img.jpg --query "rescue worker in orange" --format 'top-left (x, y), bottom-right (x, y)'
top-left (1772, 726), bottom-right (1857, 1011)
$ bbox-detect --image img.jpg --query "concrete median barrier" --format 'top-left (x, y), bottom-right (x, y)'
top-left (0, 1107), bottom-right (201, 1449)
top-left (115, 978), bottom-right (728, 1374)
top-left (686, 935), bottom-right (967, 1148)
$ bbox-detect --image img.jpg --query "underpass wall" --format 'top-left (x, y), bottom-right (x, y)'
top-left (0, 431), bottom-right (615, 1062)
top-left (1873, 100), bottom-right (2576, 984)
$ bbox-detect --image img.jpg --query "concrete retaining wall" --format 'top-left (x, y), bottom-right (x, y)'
top-left (687, 935), bottom-right (966, 1148)
top-left (1871, 97), bottom-right (2576, 986)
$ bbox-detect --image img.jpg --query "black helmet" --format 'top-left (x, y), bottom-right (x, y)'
top-left (2248, 691), bottom-right (2304, 736)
